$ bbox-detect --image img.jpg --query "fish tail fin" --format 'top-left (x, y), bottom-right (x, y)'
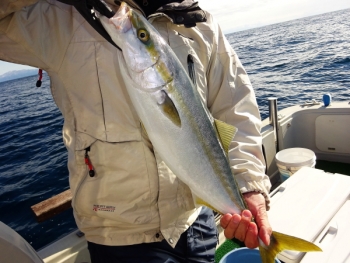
top-left (259, 231), bottom-right (322, 263)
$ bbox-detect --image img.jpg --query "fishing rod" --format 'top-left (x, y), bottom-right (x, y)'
top-left (57, 0), bottom-right (121, 50)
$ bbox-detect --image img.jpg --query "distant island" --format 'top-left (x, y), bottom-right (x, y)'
top-left (0, 69), bottom-right (38, 83)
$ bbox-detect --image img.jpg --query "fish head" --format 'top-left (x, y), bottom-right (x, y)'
top-left (105, 2), bottom-right (174, 91)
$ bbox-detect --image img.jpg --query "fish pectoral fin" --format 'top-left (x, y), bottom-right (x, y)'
top-left (259, 231), bottom-right (322, 263)
top-left (158, 90), bottom-right (181, 127)
top-left (214, 119), bottom-right (237, 154)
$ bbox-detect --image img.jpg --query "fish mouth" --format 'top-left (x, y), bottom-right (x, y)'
top-left (109, 2), bottom-right (132, 33)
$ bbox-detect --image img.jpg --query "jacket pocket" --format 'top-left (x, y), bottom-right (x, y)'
top-left (72, 139), bottom-right (159, 225)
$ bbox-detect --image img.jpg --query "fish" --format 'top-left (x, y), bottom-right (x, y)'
top-left (98, 2), bottom-right (322, 262)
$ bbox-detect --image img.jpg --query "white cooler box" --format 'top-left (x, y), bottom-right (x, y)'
top-left (268, 167), bottom-right (350, 263)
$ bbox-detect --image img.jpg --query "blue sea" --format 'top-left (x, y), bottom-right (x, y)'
top-left (0, 8), bottom-right (349, 251)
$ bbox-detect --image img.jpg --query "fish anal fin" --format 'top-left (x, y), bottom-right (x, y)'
top-left (259, 231), bottom-right (322, 263)
top-left (214, 119), bottom-right (237, 154)
top-left (193, 195), bottom-right (221, 214)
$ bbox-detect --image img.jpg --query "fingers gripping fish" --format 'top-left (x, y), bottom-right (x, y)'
top-left (97, 2), bottom-right (322, 262)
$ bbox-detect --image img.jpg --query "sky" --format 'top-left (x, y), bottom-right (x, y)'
top-left (0, 0), bottom-right (349, 75)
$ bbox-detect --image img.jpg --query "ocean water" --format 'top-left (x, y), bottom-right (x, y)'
top-left (0, 8), bottom-right (349, 251)
top-left (228, 8), bottom-right (350, 117)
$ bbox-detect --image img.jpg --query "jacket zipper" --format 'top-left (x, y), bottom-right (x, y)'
top-left (84, 147), bottom-right (95, 177)
top-left (187, 54), bottom-right (196, 85)
top-left (72, 147), bottom-right (94, 210)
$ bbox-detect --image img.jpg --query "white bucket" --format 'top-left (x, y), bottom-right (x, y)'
top-left (275, 148), bottom-right (316, 182)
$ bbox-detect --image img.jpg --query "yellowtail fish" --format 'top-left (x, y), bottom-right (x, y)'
top-left (98, 2), bottom-right (321, 262)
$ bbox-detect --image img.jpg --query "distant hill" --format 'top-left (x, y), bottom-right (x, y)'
top-left (0, 69), bottom-right (38, 83)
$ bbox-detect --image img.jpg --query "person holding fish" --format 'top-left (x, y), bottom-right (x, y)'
top-left (0, 0), bottom-right (277, 262)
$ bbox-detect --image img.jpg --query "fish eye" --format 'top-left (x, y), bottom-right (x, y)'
top-left (138, 29), bottom-right (149, 43)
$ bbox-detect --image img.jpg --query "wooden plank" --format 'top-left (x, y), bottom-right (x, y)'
top-left (31, 189), bottom-right (72, 223)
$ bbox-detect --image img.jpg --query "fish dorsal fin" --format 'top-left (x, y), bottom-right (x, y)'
top-left (214, 119), bottom-right (237, 154)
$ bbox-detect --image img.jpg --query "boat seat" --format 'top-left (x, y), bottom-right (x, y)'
top-left (0, 221), bottom-right (44, 263)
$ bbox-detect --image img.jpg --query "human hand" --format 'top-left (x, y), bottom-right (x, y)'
top-left (220, 192), bottom-right (272, 248)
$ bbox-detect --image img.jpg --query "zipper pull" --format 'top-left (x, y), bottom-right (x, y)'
top-left (84, 147), bottom-right (95, 177)
top-left (36, 69), bottom-right (43, 87)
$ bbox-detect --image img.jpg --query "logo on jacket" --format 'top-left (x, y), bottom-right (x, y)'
top-left (93, 204), bottom-right (116, 212)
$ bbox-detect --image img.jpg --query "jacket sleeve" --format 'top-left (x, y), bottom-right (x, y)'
top-left (205, 13), bottom-right (271, 209)
top-left (0, 1), bottom-right (41, 68)
top-left (0, 0), bottom-right (38, 19)
top-left (0, 0), bottom-right (82, 71)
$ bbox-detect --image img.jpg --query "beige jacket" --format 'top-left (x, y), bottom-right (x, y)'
top-left (0, 0), bottom-right (271, 247)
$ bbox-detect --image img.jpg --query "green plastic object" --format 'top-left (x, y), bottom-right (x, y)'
top-left (215, 238), bottom-right (245, 263)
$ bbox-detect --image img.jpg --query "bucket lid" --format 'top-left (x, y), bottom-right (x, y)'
top-left (219, 248), bottom-right (281, 263)
top-left (275, 148), bottom-right (316, 167)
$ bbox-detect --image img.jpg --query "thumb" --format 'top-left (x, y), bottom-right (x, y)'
top-left (243, 192), bottom-right (272, 246)
top-left (255, 205), bottom-right (272, 246)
